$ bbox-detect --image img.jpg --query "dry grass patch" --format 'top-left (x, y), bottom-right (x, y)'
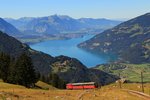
top-left (0, 81), bottom-right (150, 100)
top-left (35, 81), bottom-right (56, 90)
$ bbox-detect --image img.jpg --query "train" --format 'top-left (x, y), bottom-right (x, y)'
top-left (66, 82), bottom-right (98, 89)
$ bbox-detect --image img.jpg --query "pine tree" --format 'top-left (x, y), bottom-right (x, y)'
top-left (57, 79), bottom-right (66, 89)
top-left (40, 75), bottom-right (46, 82)
top-left (14, 53), bottom-right (37, 87)
top-left (49, 73), bottom-right (59, 88)
top-left (7, 58), bottom-right (17, 84)
top-left (0, 52), bottom-right (10, 82)
top-left (48, 73), bottom-right (66, 89)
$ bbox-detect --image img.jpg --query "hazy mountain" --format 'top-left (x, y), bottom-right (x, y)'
top-left (4, 17), bottom-right (35, 31)
top-left (79, 18), bottom-right (121, 29)
top-left (5, 15), bottom-right (122, 35)
top-left (0, 18), bottom-right (21, 36)
top-left (24, 15), bottom-right (79, 34)
top-left (78, 13), bottom-right (150, 64)
top-left (0, 31), bottom-right (119, 84)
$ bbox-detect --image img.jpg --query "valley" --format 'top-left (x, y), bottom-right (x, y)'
top-left (0, 1), bottom-right (150, 99)
top-left (94, 63), bottom-right (150, 82)
top-left (18, 32), bottom-right (94, 44)
top-left (30, 35), bottom-right (117, 67)
top-left (0, 31), bottom-right (118, 85)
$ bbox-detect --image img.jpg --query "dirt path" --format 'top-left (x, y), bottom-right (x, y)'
top-left (77, 90), bottom-right (89, 100)
top-left (77, 89), bottom-right (98, 100)
top-left (124, 89), bottom-right (150, 100)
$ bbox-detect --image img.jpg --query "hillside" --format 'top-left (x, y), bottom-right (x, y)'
top-left (5, 15), bottom-right (122, 35)
top-left (78, 13), bottom-right (150, 64)
top-left (50, 55), bottom-right (118, 85)
top-left (93, 63), bottom-right (150, 82)
top-left (0, 31), bottom-right (118, 85)
top-left (0, 81), bottom-right (150, 100)
top-left (0, 18), bottom-right (21, 36)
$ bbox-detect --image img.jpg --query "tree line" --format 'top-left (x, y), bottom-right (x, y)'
top-left (39, 73), bottom-right (66, 89)
top-left (0, 52), bottom-right (66, 89)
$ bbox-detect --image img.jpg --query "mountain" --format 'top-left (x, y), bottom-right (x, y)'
top-left (23, 15), bottom-right (79, 34)
top-left (78, 13), bottom-right (150, 64)
top-left (0, 18), bottom-right (21, 36)
top-left (0, 31), bottom-right (119, 85)
top-left (79, 18), bottom-right (121, 29)
top-left (5, 15), bottom-right (122, 35)
top-left (0, 31), bottom-right (54, 75)
top-left (50, 55), bottom-right (118, 84)
top-left (4, 17), bottom-right (35, 31)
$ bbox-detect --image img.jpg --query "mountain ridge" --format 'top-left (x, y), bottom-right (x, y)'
top-left (0, 18), bottom-right (21, 36)
top-left (78, 13), bottom-right (150, 64)
top-left (4, 15), bottom-right (122, 35)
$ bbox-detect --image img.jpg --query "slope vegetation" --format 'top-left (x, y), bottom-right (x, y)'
top-left (94, 63), bottom-right (150, 82)
top-left (78, 13), bottom-right (150, 64)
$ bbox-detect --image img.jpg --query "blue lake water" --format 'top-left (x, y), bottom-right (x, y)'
top-left (30, 35), bottom-right (116, 67)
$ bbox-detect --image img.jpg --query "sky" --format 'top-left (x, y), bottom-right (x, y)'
top-left (0, 0), bottom-right (150, 20)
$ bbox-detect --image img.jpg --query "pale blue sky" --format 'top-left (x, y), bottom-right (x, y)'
top-left (1, 0), bottom-right (150, 19)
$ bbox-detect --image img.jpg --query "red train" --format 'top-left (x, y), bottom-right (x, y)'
top-left (66, 82), bottom-right (97, 89)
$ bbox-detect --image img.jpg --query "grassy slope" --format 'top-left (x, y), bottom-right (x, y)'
top-left (95, 63), bottom-right (150, 82)
top-left (35, 81), bottom-right (56, 90)
top-left (0, 81), bottom-right (25, 89)
top-left (0, 81), bottom-right (149, 100)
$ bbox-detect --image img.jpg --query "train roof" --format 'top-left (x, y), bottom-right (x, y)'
top-left (67, 82), bottom-right (95, 85)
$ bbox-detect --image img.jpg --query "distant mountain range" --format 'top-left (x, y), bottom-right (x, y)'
top-left (0, 31), bottom-right (118, 85)
top-left (0, 18), bottom-right (21, 36)
top-left (4, 15), bottom-right (122, 35)
top-left (4, 17), bottom-right (34, 32)
top-left (78, 13), bottom-right (150, 64)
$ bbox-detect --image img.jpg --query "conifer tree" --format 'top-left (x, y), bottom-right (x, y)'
top-left (14, 53), bottom-right (37, 87)
top-left (0, 52), bottom-right (10, 82)
top-left (49, 73), bottom-right (66, 89)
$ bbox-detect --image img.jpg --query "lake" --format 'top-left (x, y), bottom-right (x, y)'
top-left (30, 35), bottom-right (116, 67)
